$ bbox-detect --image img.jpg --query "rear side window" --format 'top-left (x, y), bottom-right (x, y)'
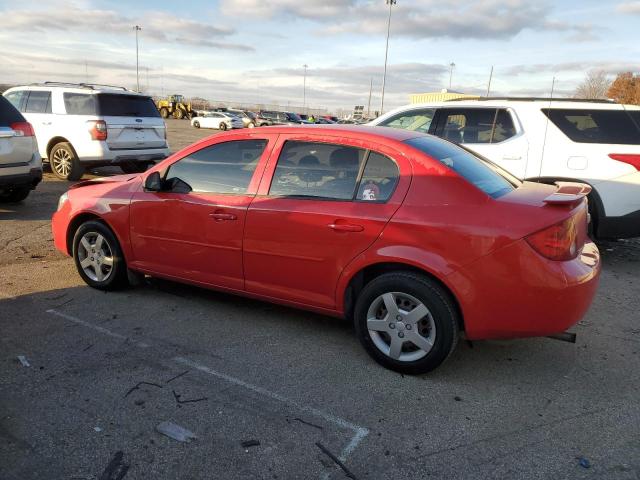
top-left (356, 152), bottom-right (399, 202)
top-left (97, 94), bottom-right (160, 117)
top-left (0, 96), bottom-right (26, 126)
top-left (64, 93), bottom-right (97, 115)
top-left (378, 108), bottom-right (435, 133)
top-left (269, 141), bottom-right (366, 200)
top-left (405, 136), bottom-right (518, 198)
top-left (166, 139), bottom-right (267, 194)
top-left (543, 108), bottom-right (640, 145)
top-left (437, 108), bottom-right (516, 144)
top-left (24, 91), bottom-right (52, 114)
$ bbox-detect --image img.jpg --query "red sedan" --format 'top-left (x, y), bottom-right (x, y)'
top-left (52, 126), bottom-right (600, 374)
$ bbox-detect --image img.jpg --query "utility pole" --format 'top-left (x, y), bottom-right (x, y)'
top-left (134, 25), bottom-right (142, 92)
top-left (380, 0), bottom-right (396, 115)
top-left (448, 62), bottom-right (455, 89)
top-left (85, 60), bottom-right (88, 83)
top-left (486, 65), bottom-right (494, 97)
top-left (303, 64), bottom-right (308, 114)
top-left (367, 78), bottom-right (373, 119)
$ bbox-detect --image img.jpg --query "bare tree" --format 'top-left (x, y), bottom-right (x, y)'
top-left (574, 70), bottom-right (611, 99)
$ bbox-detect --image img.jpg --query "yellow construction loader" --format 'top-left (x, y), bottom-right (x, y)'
top-left (156, 95), bottom-right (197, 119)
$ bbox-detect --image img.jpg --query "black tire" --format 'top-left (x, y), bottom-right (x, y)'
top-left (193, 121), bottom-right (200, 129)
top-left (0, 187), bottom-right (31, 203)
top-left (354, 271), bottom-right (459, 375)
top-left (120, 162), bottom-right (150, 174)
top-left (219, 122), bottom-right (227, 131)
top-left (159, 107), bottom-right (169, 119)
top-left (247, 122), bottom-right (256, 128)
top-left (50, 142), bottom-right (84, 181)
top-left (72, 220), bottom-right (129, 290)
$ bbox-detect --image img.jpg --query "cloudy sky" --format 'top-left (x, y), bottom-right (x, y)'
top-left (0, 0), bottom-right (639, 112)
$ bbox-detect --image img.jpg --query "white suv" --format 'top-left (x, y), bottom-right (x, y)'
top-left (2, 83), bottom-right (170, 180)
top-left (370, 98), bottom-right (640, 239)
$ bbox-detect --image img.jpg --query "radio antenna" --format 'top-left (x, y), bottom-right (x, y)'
top-left (538, 76), bottom-right (556, 181)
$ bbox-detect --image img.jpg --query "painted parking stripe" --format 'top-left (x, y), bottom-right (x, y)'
top-left (174, 356), bottom-right (369, 463)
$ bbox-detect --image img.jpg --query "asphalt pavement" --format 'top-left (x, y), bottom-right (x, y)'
top-left (1, 120), bottom-right (639, 480)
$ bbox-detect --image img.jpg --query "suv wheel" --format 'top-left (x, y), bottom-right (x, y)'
top-left (72, 220), bottom-right (128, 290)
top-left (0, 187), bottom-right (31, 203)
top-left (50, 143), bottom-right (84, 181)
top-left (354, 272), bottom-right (459, 374)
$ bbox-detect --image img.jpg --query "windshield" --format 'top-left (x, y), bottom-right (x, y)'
top-left (405, 136), bottom-right (520, 199)
top-left (286, 112), bottom-right (302, 122)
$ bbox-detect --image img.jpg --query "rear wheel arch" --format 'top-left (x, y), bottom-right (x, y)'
top-left (46, 136), bottom-right (72, 158)
top-left (343, 262), bottom-right (465, 332)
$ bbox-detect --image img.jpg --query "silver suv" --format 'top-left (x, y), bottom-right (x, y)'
top-left (0, 95), bottom-right (41, 202)
top-left (3, 82), bottom-right (169, 180)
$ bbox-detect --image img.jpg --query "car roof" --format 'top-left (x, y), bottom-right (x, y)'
top-left (225, 124), bottom-right (424, 142)
top-left (4, 83), bottom-right (146, 96)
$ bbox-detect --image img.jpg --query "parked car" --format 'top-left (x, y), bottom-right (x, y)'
top-left (228, 109), bottom-right (257, 128)
top-left (370, 98), bottom-right (640, 239)
top-left (259, 110), bottom-right (305, 125)
top-left (52, 125), bottom-right (600, 374)
top-left (0, 96), bottom-right (42, 202)
top-left (2, 82), bottom-right (169, 180)
top-left (315, 117), bottom-right (336, 124)
top-left (191, 112), bottom-right (244, 130)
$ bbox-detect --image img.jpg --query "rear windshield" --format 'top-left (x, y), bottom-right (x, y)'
top-left (405, 136), bottom-right (519, 199)
top-left (0, 96), bottom-right (26, 126)
top-left (62, 92), bottom-right (159, 117)
top-left (543, 108), bottom-right (640, 145)
top-left (97, 94), bottom-right (160, 117)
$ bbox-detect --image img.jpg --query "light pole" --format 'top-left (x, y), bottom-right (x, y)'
top-left (303, 64), bottom-right (308, 114)
top-left (448, 62), bottom-right (455, 89)
top-left (134, 25), bottom-right (142, 92)
top-left (380, 0), bottom-right (396, 115)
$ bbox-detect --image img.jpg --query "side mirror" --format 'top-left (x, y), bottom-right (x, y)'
top-left (144, 171), bottom-right (162, 191)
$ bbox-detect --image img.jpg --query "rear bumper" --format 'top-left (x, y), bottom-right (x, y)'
top-left (0, 168), bottom-right (42, 190)
top-left (597, 209), bottom-right (640, 239)
top-left (74, 142), bottom-right (170, 165)
top-left (448, 240), bottom-right (601, 340)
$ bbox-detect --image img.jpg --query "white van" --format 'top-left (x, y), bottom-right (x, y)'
top-left (370, 98), bottom-right (640, 239)
top-left (3, 82), bottom-right (169, 180)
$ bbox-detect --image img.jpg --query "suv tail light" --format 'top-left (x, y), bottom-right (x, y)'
top-left (526, 215), bottom-right (580, 261)
top-left (609, 154), bottom-right (640, 171)
top-left (10, 122), bottom-right (34, 137)
top-left (87, 120), bottom-right (108, 141)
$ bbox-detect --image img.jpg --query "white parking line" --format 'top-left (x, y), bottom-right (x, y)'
top-left (44, 308), bottom-right (369, 476)
top-left (175, 356), bottom-right (369, 463)
top-left (46, 309), bottom-right (150, 348)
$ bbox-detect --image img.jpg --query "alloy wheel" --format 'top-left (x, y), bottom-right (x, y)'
top-left (366, 292), bottom-right (436, 362)
top-left (52, 149), bottom-right (72, 178)
top-left (77, 232), bottom-right (114, 282)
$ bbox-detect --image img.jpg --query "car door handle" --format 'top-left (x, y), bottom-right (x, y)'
top-left (209, 212), bottom-right (237, 221)
top-left (502, 155), bottom-right (522, 160)
top-left (328, 223), bottom-right (364, 232)
top-left (42, 122), bottom-right (52, 126)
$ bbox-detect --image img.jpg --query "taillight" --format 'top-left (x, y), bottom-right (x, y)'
top-left (10, 122), bottom-right (34, 137)
top-left (526, 216), bottom-right (579, 261)
top-left (87, 120), bottom-right (108, 141)
top-left (609, 154), bottom-right (640, 171)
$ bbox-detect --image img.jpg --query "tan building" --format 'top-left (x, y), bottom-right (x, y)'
top-left (409, 89), bottom-right (479, 104)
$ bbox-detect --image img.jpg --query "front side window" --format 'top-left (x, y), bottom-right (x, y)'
top-left (405, 136), bottom-right (519, 198)
top-left (63, 93), bottom-right (97, 115)
top-left (378, 108), bottom-right (435, 133)
top-left (166, 139), bottom-right (268, 194)
top-left (269, 141), bottom-right (366, 200)
top-left (543, 108), bottom-right (640, 145)
top-left (24, 91), bottom-right (52, 114)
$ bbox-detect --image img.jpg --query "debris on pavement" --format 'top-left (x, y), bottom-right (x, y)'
top-left (93, 426), bottom-right (103, 432)
top-left (98, 450), bottom-right (129, 480)
top-left (241, 439), bottom-right (260, 449)
top-left (17, 355), bottom-right (30, 367)
top-left (166, 370), bottom-right (189, 384)
top-left (156, 421), bottom-right (197, 442)
top-left (293, 417), bottom-right (324, 430)
top-left (172, 389), bottom-right (207, 405)
top-left (124, 381), bottom-right (163, 398)
top-left (316, 442), bottom-right (357, 479)
top-left (578, 457), bottom-right (591, 468)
